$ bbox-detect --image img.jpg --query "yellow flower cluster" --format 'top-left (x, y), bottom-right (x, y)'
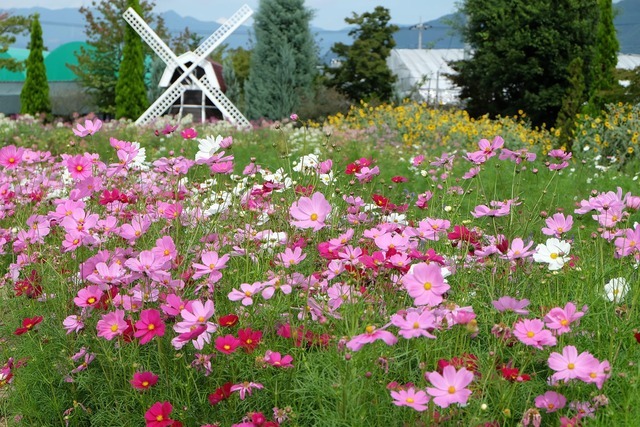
top-left (317, 101), bottom-right (554, 154)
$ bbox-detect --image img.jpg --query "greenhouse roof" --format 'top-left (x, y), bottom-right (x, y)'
top-left (0, 42), bottom-right (88, 82)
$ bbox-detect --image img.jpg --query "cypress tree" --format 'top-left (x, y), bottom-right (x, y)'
top-left (244, 0), bottom-right (317, 120)
top-left (20, 13), bottom-right (51, 115)
top-left (587, 0), bottom-right (620, 113)
top-left (115, 0), bottom-right (149, 119)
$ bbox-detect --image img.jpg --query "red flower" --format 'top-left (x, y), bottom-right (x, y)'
top-left (14, 316), bottom-right (43, 335)
top-left (218, 314), bottom-right (239, 328)
top-left (372, 194), bottom-right (390, 208)
top-left (345, 162), bottom-right (361, 175)
top-left (500, 365), bottom-right (531, 382)
top-left (144, 401), bottom-right (174, 427)
top-left (238, 327), bottom-right (263, 353)
top-left (13, 269), bottom-right (42, 298)
top-left (391, 176), bottom-right (408, 183)
top-left (208, 382), bottom-right (233, 405)
top-left (634, 330), bottom-right (640, 344)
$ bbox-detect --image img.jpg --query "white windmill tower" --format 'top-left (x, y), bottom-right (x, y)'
top-left (123, 5), bottom-right (253, 129)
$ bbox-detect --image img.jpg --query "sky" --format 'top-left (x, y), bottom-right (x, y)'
top-left (1, 0), bottom-right (460, 30)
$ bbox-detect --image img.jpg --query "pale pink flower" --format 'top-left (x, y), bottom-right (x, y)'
top-left (73, 118), bottom-right (102, 137)
top-left (230, 381), bottom-right (263, 400)
top-left (585, 360), bottom-right (611, 389)
top-left (548, 345), bottom-right (600, 383)
top-left (543, 302), bottom-right (584, 335)
top-left (502, 238), bottom-right (535, 260)
top-left (534, 391), bottom-right (567, 413)
top-left (96, 310), bottom-right (128, 340)
top-left (191, 251), bottom-right (230, 280)
top-left (541, 213), bottom-right (573, 238)
top-left (289, 192), bottom-right (332, 231)
top-left (390, 387), bottom-right (430, 411)
top-left (63, 315), bottom-right (84, 334)
top-left (346, 325), bottom-right (398, 351)
top-left (228, 282), bottom-right (264, 306)
top-left (401, 262), bottom-right (450, 307)
top-left (390, 309), bottom-right (437, 339)
top-left (426, 365), bottom-right (474, 408)
top-left (66, 154), bottom-right (93, 180)
top-left (0, 145), bottom-right (24, 169)
top-left (492, 296), bottom-right (530, 315)
top-left (276, 247), bottom-right (307, 267)
top-left (513, 318), bottom-right (557, 349)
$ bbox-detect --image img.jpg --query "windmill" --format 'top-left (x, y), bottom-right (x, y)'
top-left (123, 5), bottom-right (253, 129)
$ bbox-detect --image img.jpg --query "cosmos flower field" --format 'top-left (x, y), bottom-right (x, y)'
top-left (0, 110), bottom-right (639, 426)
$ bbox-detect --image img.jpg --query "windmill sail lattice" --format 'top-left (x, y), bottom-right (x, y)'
top-left (123, 5), bottom-right (253, 129)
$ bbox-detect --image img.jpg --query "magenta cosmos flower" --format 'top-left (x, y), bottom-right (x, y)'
top-left (543, 302), bottom-right (585, 335)
top-left (390, 387), bottom-right (430, 411)
top-left (426, 365), bottom-right (474, 408)
top-left (144, 401), bottom-right (175, 427)
top-left (134, 309), bottom-right (166, 345)
top-left (289, 191), bottom-right (332, 231)
top-left (0, 145), bottom-right (24, 169)
top-left (264, 350), bottom-right (294, 368)
top-left (401, 262), bottom-right (450, 307)
top-left (96, 310), bottom-right (128, 340)
top-left (130, 371), bottom-right (159, 391)
top-left (534, 391), bottom-right (567, 413)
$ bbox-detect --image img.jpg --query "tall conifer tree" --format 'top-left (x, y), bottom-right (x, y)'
top-left (244, 0), bottom-right (316, 120)
top-left (20, 13), bottom-right (51, 115)
top-left (115, 0), bottom-right (149, 119)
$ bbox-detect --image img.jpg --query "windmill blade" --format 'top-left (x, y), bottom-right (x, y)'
top-left (198, 75), bottom-right (252, 129)
top-left (123, 7), bottom-right (178, 67)
top-left (135, 84), bottom-right (186, 126)
top-left (194, 4), bottom-right (253, 59)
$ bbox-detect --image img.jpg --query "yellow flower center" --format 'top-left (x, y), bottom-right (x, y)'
top-left (197, 316), bottom-right (205, 322)
top-left (424, 282), bottom-right (432, 290)
top-left (224, 345), bottom-right (230, 350)
top-left (406, 397), bottom-right (415, 403)
top-left (87, 297), bottom-right (96, 304)
top-left (413, 322), bottom-right (420, 329)
top-left (110, 324), bottom-right (118, 332)
top-left (365, 325), bottom-right (375, 334)
top-left (310, 213), bottom-right (318, 221)
top-left (142, 381), bottom-right (149, 387)
top-left (76, 165), bottom-right (83, 172)
top-left (560, 319), bottom-right (568, 326)
top-left (550, 253), bottom-right (558, 259)
top-left (148, 324), bottom-right (155, 330)
top-left (526, 331), bottom-right (535, 338)
top-left (567, 363), bottom-right (575, 370)
top-left (156, 415), bottom-right (163, 421)
top-left (448, 386), bottom-right (456, 394)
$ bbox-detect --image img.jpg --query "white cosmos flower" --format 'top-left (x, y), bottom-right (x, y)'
top-left (604, 277), bottom-right (629, 302)
top-left (195, 135), bottom-right (224, 162)
top-left (533, 238), bottom-right (571, 271)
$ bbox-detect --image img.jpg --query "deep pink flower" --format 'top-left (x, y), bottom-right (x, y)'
top-left (390, 387), bottom-right (430, 411)
top-left (0, 145), bottom-right (24, 169)
top-left (534, 391), bottom-right (567, 413)
top-left (426, 365), bottom-right (474, 408)
top-left (230, 381), bottom-right (263, 400)
top-left (238, 327), bottom-right (262, 352)
top-left (513, 318), bottom-right (557, 349)
top-left (215, 334), bottom-right (242, 354)
top-left (548, 345), bottom-right (600, 383)
top-left (14, 316), bottom-right (43, 335)
top-left (180, 128), bottom-right (198, 139)
top-left (134, 309), bottom-right (166, 345)
top-left (130, 371), bottom-right (159, 391)
top-left (74, 285), bottom-right (104, 309)
top-left (289, 192), bottom-right (332, 231)
top-left (144, 401), bottom-right (174, 427)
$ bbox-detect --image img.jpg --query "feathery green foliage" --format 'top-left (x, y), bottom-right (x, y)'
top-left (245, 0), bottom-right (317, 120)
top-left (450, 0), bottom-right (599, 128)
top-left (0, 12), bottom-right (29, 72)
top-left (20, 13), bottom-right (51, 115)
top-left (115, 0), bottom-right (149, 119)
top-left (328, 6), bottom-right (398, 103)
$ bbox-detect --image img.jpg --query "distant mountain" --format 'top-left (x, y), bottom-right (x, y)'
top-left (1, 5), bottom-right (637, 59)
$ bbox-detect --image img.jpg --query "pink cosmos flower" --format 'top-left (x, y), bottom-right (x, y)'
top-left (63, 315), bottom-right (84, 334)
top-left (541, 213), bottom-right (573, 238)
top-left (228, 282), bottom-right (264, 306)
top-left (513, 318), bottom-right (557, 349)
top-left (134, 309), bottom-right (166, 345)
top-left (130, 371), bottom-right (159, 391)
top-left (66, 154), bottom-right (93, 180)
top-left (215, 334), bottom-right (242, 354)
top-left (181, 128), bottom-right (198, 139)
top-left (534, 391), bottom-right (567, 413)
top-left (548, 345), bottom-right (600, 383)
top-left (401, 262), bottom-right (450, 307)
top-left (73, 118), bottom-right (102, 137)
top-left (346, 325), bottom-right (398, 351)
top-left (144, 401), bottom-right (174, 427)
top-left (354, 165), bottom-right (380, 183)
top-left (491, 296), bottom-right (530, 315)
top-left (426, 365), bottom-right (474, 408)
top-left (96, 310), bottom-right (128, 340)
top-left (191, 251), bottom-right (230, 281)
top-left (264, 350), bottom-right (294, 368)
top-left (230, 381), bottom-right (263, 400)
top-left (73, 285), bottom-right (104, 309)
top-left (0, 145), bottom-right (24, 169)
top-left (390, 387), bottom-right (430, 411)
top-left (276, 246), bottom-right (307, 267)
top-left (502, 238), bottom-right (535, 261)
top-left (543, 302), bottom-right (584, 335)
top-left (390, 309), bottom-right (437, 339)
top-left (289, 192), bottom-right (332, 231)
top-left (585, 360), bottom-right (611, 389)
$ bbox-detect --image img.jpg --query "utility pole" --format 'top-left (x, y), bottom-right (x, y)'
top-left (410, 18), bottom-right (430, 49)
